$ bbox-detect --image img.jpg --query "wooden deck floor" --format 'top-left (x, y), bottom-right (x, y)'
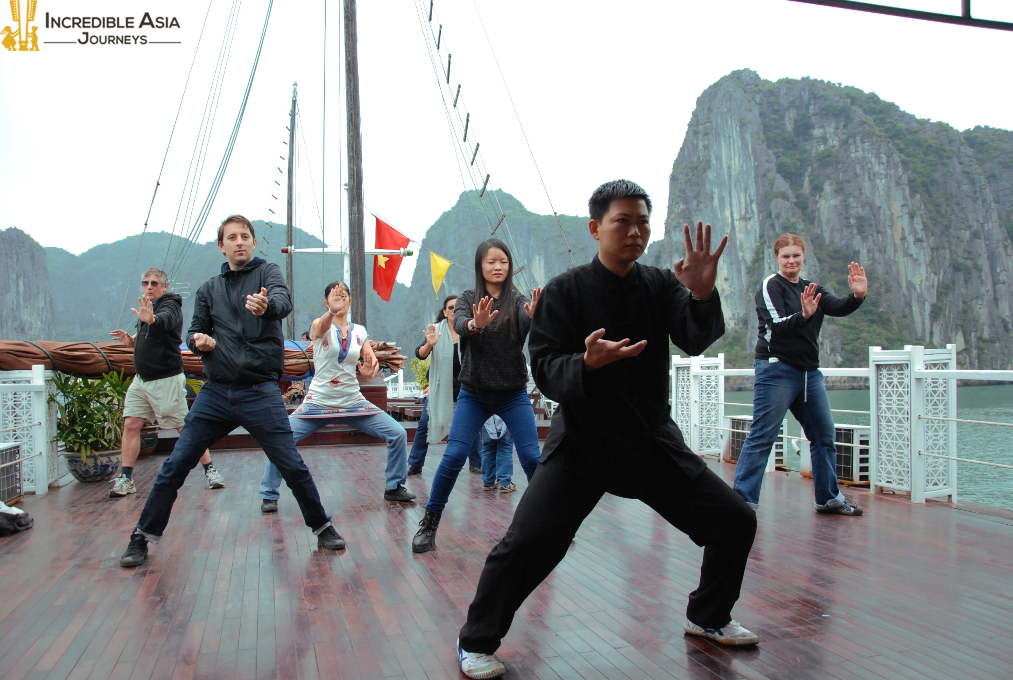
top-left (2, 444), bottom-right (1012, 680)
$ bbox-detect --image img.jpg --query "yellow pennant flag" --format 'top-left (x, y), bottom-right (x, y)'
top-left (430, 251), bottom-right (452, 297)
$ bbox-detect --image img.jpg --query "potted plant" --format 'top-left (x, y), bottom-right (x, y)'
top-left (50, 371), bottom-right (130, 483)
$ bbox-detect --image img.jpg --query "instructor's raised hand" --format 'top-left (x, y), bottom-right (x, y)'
top-left (245, 287), bottom-right (268, 316)
top-left (674, 221), bottom-right (727, 299)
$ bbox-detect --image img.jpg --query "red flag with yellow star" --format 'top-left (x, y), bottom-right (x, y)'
top-left (372, 217), bottom-right (410, 301)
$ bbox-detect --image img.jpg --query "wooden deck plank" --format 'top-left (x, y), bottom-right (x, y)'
top-left (1, 445), bottom-right (1011, 679)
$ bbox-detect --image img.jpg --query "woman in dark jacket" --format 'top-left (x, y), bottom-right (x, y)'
top-left (412, 238), bottom-right (542, 553)
top-left (732, 233), bottom-right (868, 515)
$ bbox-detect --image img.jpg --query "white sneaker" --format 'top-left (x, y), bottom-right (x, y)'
top-left (458, 639), bottom-right (506, 679)
top-left (109, 474), bottom-right (137, 497)
top-left (683, 619), bottom-right (758, 646)
top-left (206, 466), bottom-right (226, 489)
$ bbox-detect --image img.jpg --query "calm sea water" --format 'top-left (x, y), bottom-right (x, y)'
top-left (726, 384), bottom-right (1013, 511)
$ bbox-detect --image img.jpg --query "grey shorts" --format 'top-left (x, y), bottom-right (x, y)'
top-left (123, 373), bottom-right (188, 429)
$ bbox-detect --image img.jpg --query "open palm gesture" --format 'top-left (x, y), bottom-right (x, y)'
top-left (472, 296), bottom-right (500, 329)
top-left (674, 221), bottom-right (727, 298)
top-left (130, 296), bottom-right (155, 325)
top-left (423, 324), bottom-right (441, 347)
top-left (848, 262), bottom-right (867, 299)
top-left (524, 287), bottom-right (542, 318)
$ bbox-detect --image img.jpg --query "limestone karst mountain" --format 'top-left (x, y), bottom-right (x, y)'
top-left (645, 69), bottom-right (1013, 369)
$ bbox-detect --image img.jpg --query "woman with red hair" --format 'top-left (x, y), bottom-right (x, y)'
top-left (733, 234), bottom-right (868, 515)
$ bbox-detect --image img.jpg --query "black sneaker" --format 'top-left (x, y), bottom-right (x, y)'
top-left (384, 484), bottom-right (417, 502)
top-left (412, 509), bottom-right (442, 553)
top-left (469, 466), bottom-right (482, 474)
top-left (120, 533), bottom-right (148, 568)
top-left (317, 525), bottom-right (346, 550)
top-left (261, 499), bottom-right (278, 513)
top-left (406, 465), bottom-right (423, 476)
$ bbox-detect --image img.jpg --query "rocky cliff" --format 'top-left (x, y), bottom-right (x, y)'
top-left (0, 227), bottom-right (55, 341)
top-left (647, 70), bottom-right (1013, 369)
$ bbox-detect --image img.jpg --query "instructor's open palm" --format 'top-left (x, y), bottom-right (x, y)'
top-left (674, 221), bottom-right (727, 298)
top-left (583, 328), bottom-right (647, 371)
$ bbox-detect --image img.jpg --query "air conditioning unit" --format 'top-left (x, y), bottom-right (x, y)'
top-left (0, 442), bottom-right (23, 505)
top-left (721, 416), bottom-right (787, 471)
top-left (834, 425), bottom-right (871, 485)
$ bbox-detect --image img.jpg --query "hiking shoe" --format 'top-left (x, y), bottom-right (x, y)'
top-left (683, 619), bottom-right (758, 646)
top-left (205, 466), bottom-right (226, 489)
top-left (261, 499), bottom-right (278, 513)
top-left (412, 509), bottom-right (442, 553)
top-left (109, 474), bottom-right (137, 497)
top-left (317, 525), bottom-right (346, 550)
top-left (498, 482), bottom-right (517, 494)
top-left (406, 465), bottom-right (423, 476)
top-left (816, 500), bottom-right (864, 516)
top-left (469, 466), bottom-right (482, 474)
top-left (120, 533), bottom-right (148, 568)
top-left (383, 484), bottom-right (417, 502)
top-left (458, 639), bottom-right (506, 679)
top-left (483, 482), bottom-right (499, 491)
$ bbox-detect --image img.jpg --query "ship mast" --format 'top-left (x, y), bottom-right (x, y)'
top-left (286, 81), bottom-right (297, 340)
top-left (344, 0), bottom-right (366, 328)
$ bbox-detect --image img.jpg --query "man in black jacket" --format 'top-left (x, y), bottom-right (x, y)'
top-left (454, 180), bottom-right (758, 679)
top-left (109, 267), bottom-right (225, 497)
top-left (120, 215), bottom-right (345, 568)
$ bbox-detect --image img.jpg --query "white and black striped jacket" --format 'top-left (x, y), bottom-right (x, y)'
top-left (753, 273), bottom-right (864, 371)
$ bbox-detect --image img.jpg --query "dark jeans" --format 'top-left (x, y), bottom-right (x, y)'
top-left (407, 396), bottom-right (481, 469)
top-left (426, 388), bottom-right (541, 513)
top-left (458, 448), bottom-right (756, 654)
top-left (134, 381), bottom-right (331, 542)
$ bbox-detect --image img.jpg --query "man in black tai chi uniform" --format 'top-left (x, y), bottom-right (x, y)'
top-left (454, 180), bottom-right (758, 679)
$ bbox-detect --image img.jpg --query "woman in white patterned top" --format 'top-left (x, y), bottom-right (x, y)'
top-left (259, 281), bottom-right (417, 509)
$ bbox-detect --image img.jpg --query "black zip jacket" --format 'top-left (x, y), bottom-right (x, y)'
top-left (133, 292), bottom-right (184, 381)
top-left (754, 273), bottom-right (865, 372)
top-left (186, 258), bottom-right (293, 385)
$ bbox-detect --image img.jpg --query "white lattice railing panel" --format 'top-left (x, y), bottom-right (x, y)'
top-left (875, 362), bottom-right (911, 490)
top-left (0, 368), bottom-right (62, 494)
top-left (698, 364), bottom-right (722, 451)
top-left (922, 360), bottom-right (952, 491)
top-left (673, 364), bottom-right (691, 437)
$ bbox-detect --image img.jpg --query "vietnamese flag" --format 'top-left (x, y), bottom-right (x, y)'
top-left (373, 217), bottom-right (410, 301)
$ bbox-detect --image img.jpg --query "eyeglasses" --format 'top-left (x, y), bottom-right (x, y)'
top-left (141, 280), bottom-right (162, 287)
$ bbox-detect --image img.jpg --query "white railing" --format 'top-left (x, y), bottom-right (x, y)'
top-left (0, 365), bottom-right (66, 495)
top-left (383, 370), bottom-right (421, 399)
top-left (671, 345), bottom-right (1013, 504)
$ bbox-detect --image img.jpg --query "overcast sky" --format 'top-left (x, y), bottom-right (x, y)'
top-left (2, 0), bottom-right (1011, 285)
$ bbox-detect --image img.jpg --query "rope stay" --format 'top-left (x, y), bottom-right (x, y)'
top-left (412, 0), bottom-right (535, 291)
top-left (167, 0), bottom-right (276, 282)
top-left (164, 0), bottom-right (245, 276)
top-left (116, 0), bottom-right (216, 329)
top-left (468, 0), bottom-right (575, 267)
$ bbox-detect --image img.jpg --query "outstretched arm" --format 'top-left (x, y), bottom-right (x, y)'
top-left (258, 263), bottom-right (294, 321)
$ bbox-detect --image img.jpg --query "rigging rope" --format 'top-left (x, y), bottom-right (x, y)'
top-left (169, 0), bottom-right (246, 278)
top-left (167, 0), bottom-right (276, 282)
top-left (115, 0), bottom-right (216, 329)
top-left (163, 0), bottom-right (243, 272)
top-left (411, 0), bottom-right (534, 291)
top-left (468, 0), bottom-right (575, 267)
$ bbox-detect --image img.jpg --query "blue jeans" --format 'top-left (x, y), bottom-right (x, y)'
top-left (260, 410), bottom-right (409, 498)
top-left (426, 388), bottom-right (541, 513)
top-left (733, 359), bottom-right (844, 509)
top-left (481, 430), bottom-right (514, 486)
top-left (135, 382), bottom-right (331, 542)
top-left (407, 396), bottom-right (481, 469)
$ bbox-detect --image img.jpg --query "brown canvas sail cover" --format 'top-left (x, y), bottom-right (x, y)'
top-left (0, 341), bottom-right (405, 379)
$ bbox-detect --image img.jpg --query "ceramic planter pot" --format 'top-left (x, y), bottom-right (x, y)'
top-left (62, 450), bottom-right (122, 483)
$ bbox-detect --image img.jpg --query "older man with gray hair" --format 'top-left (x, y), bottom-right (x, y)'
top-left (109, 267), bottom-right (225, 497)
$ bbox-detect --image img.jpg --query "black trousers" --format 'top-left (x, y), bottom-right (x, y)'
top-left (458, 448), bottom-right (757, 654)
